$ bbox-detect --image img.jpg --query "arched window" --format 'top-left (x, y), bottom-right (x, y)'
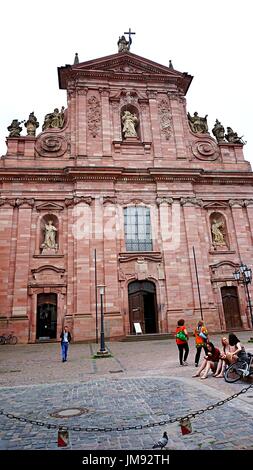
top-left (124, 206), bottom-right (152, 251)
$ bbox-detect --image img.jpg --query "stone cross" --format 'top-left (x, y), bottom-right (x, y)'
top-left (124, 28), bottom-right (136, 46)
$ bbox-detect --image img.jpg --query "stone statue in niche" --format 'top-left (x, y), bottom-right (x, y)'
top-left (212, 119), bottom-right (225, 142)
top-left (41, 220), bottom-right (58, 253)
top-left (7, 119), bottom-right (23, 137)
top-left (187, 111), bottom-right (208, 134)
top-left (211, 219), bottom-right (226, 246)
top-left (122, 110), bottom-right (138, 138)
top-left (25, 112), bottom-right (39, 136)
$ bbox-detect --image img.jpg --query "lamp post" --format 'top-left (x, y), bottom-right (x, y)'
top-left (233, 263), bottom-right (253, 328)
top-left (97, 285), bottom-right (107, 354)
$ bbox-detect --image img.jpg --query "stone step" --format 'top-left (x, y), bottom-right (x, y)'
top-left (121, 333), bottom-right (174, 342)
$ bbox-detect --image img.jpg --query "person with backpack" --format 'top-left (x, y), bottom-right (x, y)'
top-left (175, 319), bottom-right (189, 366)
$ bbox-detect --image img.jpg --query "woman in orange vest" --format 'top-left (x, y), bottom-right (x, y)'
top-left (194, 320), bottom-right (208, 367)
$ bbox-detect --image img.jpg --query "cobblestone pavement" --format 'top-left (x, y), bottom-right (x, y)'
top-left (0, 331), bottom-right (253, 450)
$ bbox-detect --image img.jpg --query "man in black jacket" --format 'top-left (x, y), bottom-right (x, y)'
top-left (60, 326), bottom-right (71, 362)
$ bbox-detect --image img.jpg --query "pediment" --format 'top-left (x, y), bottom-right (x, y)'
top-left (73, 53), bottom-right (180, 75)
top-left (203, 201), bottom-right (228, 209)
top-left (36, 202), bottom-right (64, 211)
top-left (31, 265), bottom-right (66, 286)
top-left (58, 52), bottom-right (192, 94)
top-left (210, 260), bottom-right (238, 279)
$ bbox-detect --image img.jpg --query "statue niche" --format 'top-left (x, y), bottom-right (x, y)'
top-left (40, 215), bottom-right (59, 255)
top-left (210, 212), bottom-right (228, 249)
top-left (121, 105), bottom-right (140, 140)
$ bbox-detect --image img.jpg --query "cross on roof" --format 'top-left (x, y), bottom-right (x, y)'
top-left (124, 28), bottom-right (136, 45)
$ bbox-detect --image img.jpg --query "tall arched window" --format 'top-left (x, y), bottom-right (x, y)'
top-left (124, 206), bottom-right (152, 251)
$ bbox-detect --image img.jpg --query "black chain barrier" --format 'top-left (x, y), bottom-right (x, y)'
top-left (0, 383), bottom-right (252, 433)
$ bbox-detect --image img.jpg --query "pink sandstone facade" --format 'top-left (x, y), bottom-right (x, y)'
top-left (1, 47), bottom-right (253, 343)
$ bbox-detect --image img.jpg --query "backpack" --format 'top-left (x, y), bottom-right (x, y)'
top-left (176, 330), bottom-right (187, 341)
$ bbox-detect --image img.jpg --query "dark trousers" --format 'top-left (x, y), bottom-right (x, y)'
top-left (195, 344), bottom-right (208, 366)
top-left (61, 342), bottom-right (69, 361)
top-left (177, 343), bottom-right (189, 365)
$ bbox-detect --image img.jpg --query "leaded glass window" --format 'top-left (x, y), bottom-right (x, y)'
top-left (124, 206), bottom-right (152, 251)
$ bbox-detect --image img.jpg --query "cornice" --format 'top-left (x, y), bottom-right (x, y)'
top-left (1, 167), bottom-right (253, 186)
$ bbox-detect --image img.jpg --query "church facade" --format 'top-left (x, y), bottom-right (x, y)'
top-left (1, 42), bottom-right (253, 343)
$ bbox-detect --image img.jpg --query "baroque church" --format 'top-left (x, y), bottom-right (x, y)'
top-left (0, 35), bottom-right (252, 343)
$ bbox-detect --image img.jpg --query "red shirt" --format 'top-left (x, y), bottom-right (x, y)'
top-left (175, 326), bottom-right (188, 345)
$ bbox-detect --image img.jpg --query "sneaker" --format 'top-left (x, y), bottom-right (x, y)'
top-left (180, 364), bottom-right (184, 366)
top-left (183, 361), bottom-right (188, 366)
top-left (195, 363), bottom-right (198, 367)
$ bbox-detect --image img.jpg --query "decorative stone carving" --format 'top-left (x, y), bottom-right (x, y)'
top-left (156, 196), bottom-right (173, 206)
top-left (187, 112), bottom-right (208, 134)
top-left (87, 95), bottom-right (101, 137)
top-left (64, 196), bottom-right (92, 207)
top-left (225, 127), bottom-right (245, 144)
top-left (136, 258), bottom-right (148, 280)
top-left (42, 107), bottom-right (65, 131)
top-left (191, 140), bottom-right (219, 161)
top-left (103, 196), bottom-right (117, 205)
top-left (7, 119), bottom-right (22, 137)
top-left (212, 119), bottom-right (225, 143)
top-left (120, 90), bottom-right (138, 106)
top-left (15, 198), bottom-right (35, 207)
top-left (228, 199), bottom-right (245, 207)
top-left (25, 112), bottom-right (39, 136)
top-left (35, 134), bottom-right (67, 158)
top-left (0, 198), bottom-right (34, 207)
top-left (180, 197), bottom-right (203, 207)
top-left (147, 90), bottom-right (157, 99)
top-left (158, 99), bottom-right (172, 140)
top-left (244, 200), bottom-right (253, 207)
top-left (77, 88), bottom-right (88, 96)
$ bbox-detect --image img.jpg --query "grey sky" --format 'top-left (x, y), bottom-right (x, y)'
top-left (0, 0), bottom-right (252, 165)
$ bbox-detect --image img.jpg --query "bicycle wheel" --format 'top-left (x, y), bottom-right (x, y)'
top-left (224, 361), bottom-right (247, 383)
top-left (8, 335), bottom-right (17, 345)
top-left (0, 336), bottom-right (5, 345)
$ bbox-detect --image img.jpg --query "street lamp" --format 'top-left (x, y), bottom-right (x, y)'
top-left (97, 285), bottom-right (107, 354)
top-left (233, 263), bottom-right (253, 328)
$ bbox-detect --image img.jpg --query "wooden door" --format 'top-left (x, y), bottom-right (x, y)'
top-left (221, 286), bottom-right (242, 329)
top-left (129, 292), bottom-right (144, 334)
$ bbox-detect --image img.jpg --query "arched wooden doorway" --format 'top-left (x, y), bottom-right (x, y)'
top-left (128, 281), bottom-right (158, 334)
top-left (36, 293), bottom-right (57, 340)
top-left (221, 286), bottom-right (242, 329)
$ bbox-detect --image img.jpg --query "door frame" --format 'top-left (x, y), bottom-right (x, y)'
top-left (128, 280), bottom-right (158, 334)
top-left (221, 285), bottom-right (242, 329)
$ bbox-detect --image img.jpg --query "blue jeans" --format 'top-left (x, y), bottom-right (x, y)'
top-left (61, 342), bottom-right (69, 361)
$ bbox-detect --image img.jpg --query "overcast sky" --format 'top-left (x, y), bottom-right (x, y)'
top-left (0, 0), bottom-right (252, 165)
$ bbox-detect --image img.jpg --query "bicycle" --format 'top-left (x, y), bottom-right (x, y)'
top-left (0, 332), bottom-right (18, 345)
top-left (224, 352), bottom-right (253, 383)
